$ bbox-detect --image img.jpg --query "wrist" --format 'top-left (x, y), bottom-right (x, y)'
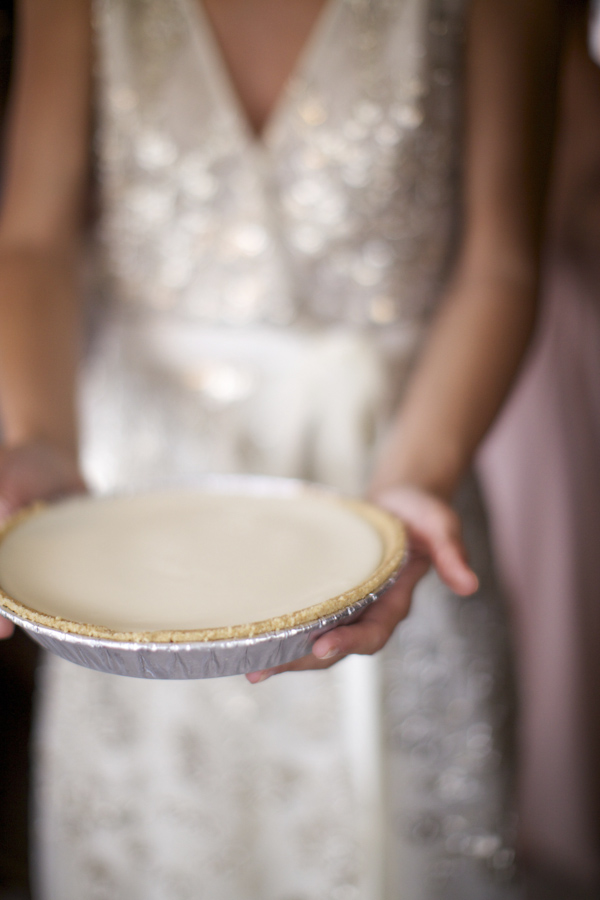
top-left (2, 431), bottom-right (80, 467)
top-left (370, 438), bottom-right (465, 504)
top-left (2, 403), bottom-right (79, 463)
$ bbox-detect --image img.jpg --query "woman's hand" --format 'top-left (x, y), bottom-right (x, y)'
top-left (245, 485), bottom-right (479, 683)
top-left (0, 439), bottom-right (86, 639)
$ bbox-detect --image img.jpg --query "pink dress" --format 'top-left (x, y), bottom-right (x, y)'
top-left (479, 7), bottom-right (600, 887)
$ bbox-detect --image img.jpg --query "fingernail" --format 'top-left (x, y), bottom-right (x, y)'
top-left (314, 645), bottom-right (339, 660)
top-left (248, 671), bottom-right (270, 683)
top-left (465, 572), bottom-right (479, 593)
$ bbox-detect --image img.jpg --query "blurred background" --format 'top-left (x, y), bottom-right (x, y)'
top-left (479, 0), bottom-right (600, 894)
top-left (0, 1), bottom-right (599, 898)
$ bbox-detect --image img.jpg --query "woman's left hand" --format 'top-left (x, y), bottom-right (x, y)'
top-left (246, 485), bottom-right (479, 683)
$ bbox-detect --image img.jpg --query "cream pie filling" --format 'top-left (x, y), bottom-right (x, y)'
top-left (0, 490), bottom-right (402, 639)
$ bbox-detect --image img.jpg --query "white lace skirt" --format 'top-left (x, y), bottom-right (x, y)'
top-left (33, 317), bottom-right (520, 900)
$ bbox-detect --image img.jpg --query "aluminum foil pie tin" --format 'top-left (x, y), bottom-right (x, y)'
top-left (0, 476), bottom-right (407, 679)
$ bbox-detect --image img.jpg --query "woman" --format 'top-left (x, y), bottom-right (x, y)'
top-left (0, 1), bottom-right (561, 897)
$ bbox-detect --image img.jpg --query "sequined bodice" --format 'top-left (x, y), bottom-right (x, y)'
top-left (96, 0), bottom-right (464, 332)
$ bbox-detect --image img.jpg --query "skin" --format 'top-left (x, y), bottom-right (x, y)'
top-left (0, 0), bottom-right (563, 661)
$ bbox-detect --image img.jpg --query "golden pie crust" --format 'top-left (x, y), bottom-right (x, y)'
top-left (0, 495), bottom-right (406, 644)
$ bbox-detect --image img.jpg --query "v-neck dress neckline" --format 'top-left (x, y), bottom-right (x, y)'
top-left (178, 0), bottom-right (343, 150)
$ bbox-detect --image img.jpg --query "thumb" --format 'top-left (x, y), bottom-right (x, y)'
top-left (0, 494), bottom-right (17, 638)
top-left (0, 614), bottom-right (15, 640)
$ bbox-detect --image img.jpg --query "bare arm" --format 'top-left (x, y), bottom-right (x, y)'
top-left (0, 0), bottom-right (91, 637)
top-left (371, 0), bottom-right (562, 500)
top-left (249, 0), bottom-right (565, 679)
top-left (0, 0), bottom-right (91, 456)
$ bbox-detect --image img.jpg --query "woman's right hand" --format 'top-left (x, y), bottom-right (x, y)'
top-left (0, 439), bottom-right (86, 639)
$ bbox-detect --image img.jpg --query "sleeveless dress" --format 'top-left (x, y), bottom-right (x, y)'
top-left (34, 1), bottom-right (519, 898)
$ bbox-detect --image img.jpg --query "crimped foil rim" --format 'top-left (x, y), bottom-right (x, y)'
top-left (0, 485), bottom-right (406, 644)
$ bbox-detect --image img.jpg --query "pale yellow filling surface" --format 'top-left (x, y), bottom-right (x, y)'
top-left (0, 491), bottom-right (384, 633)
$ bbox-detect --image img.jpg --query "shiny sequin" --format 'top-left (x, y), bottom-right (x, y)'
top-left (97, 0), bottom-right (461, 335)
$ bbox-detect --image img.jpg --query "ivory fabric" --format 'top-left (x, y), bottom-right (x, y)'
top-left (35, 2), bottom-right (519, 898)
